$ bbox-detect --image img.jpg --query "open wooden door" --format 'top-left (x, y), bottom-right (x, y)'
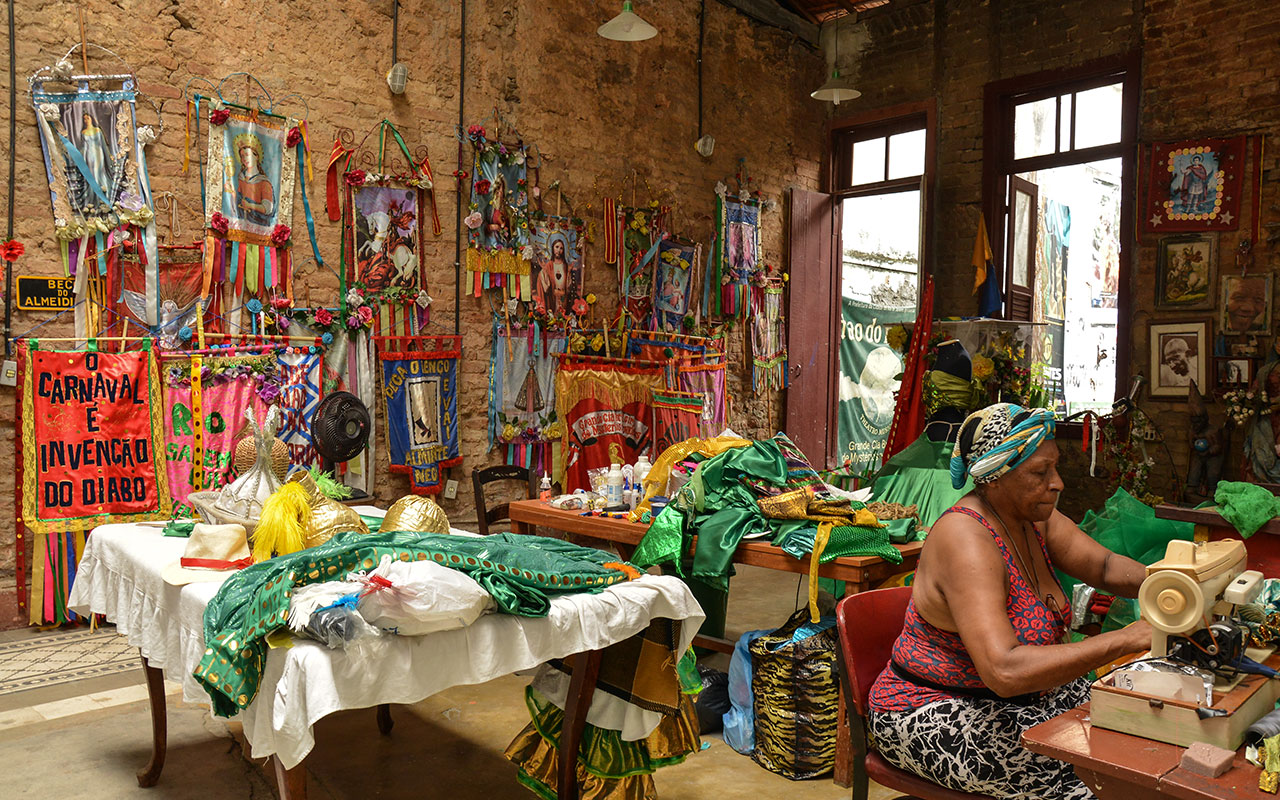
top-left (1005, 175), bottom-right (1038, 320)
top-left (786, 187), bottom-right (837, 468)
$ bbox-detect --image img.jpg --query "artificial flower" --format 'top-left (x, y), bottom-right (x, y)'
top-left (415, 290), bottom-right (433, 309)
top-left (346, 289), bottom-right (365, 308)
top-left (363, 172), bottom-right (380, 185)
top-left (271, 296), bottom-right (292, 310)
top-left (178, 326), bottom-right (193, 342)
top-left (467, 124), bottom-right (486, 141)
top-left (886, 325), bottom-right (909, 353)
top-left (572, 298), bottom-right (588, 316)
top-left (972, 355), bottom-right (995, 381)
top-left (464, 211), bottom-right (483, 230)
top-left (520, 244), bottom-right (536, 261)
top-left (545, 420), bottom-right (565, 439)
top-left (514, 151), bottom-right (525, 165)
top-left (498, 144), bottom-right (507, 156)
top-left (209, 108), bottom-right (230, 125)
top-left (474, 178), bottom-right (492, 196)
top-left (258, 383), bottom-right (282, 405)
top-left (0, 240), bottom-right (24, 262)
top-left (314, 307), bottom-right (334, 326)
top-left (506, 297), bottom-right (519, 314)
top-left (270, 224), bottom-right (292, 246)
top-left (345, 169), bottom-right (367, 186)
top-left (586, 293), bottom-right (597, 305)
top-left (590, 334), bottom-right (604, 351)
top-left (246, 298), bottom-right (264, 314)
top-left (210, 212), bottom-right (230, 234)
top-left (286, 127), bottom-right (302, 148)
top-left (500, 423), bottom-right (517, 443)
top-left (357, 305), bottom-right (375, 324)
top-left (346, 315), bottom-right (362, 329)
top-left (321, 332), bottom-right (334, 346)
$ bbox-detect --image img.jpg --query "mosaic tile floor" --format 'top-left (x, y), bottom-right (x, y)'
top-left (0, 628), bottom-right (138, 696)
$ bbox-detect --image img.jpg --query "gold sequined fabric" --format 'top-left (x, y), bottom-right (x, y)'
top-left (286, 471), bottom-right (369, 548)
top-left (381, 495), bottom-right (451, 534)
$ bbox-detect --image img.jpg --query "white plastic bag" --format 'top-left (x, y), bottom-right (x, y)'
top-left (353, 555), bottom-right (495, 636)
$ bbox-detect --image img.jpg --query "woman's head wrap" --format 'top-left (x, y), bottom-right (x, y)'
top-left (950, 403), bottom-right (1055, 489)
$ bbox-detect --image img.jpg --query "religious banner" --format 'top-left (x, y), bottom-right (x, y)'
top-left (277, 348), bottom-right (323, 467)
top-left (626, 333), bottom-right (721, 389)
top-left (22, 344), bottom-right (171, 533)
top-left (837, 298), bottom-right (914, 475)
top-left (712, 194), bottom-right (762, 318)
top-left (557, 358), bottom-right (663, 492)
top-left (1143, 136), bottom-right (1246, 234)
top-left (489, 320), bottom-right (567, 474)
top-left (163, 355), bottom-right (280, 511)
top-left (204, 104), bottom-right (297, 298)
top-left (677, 361), bottom-right (728, 438)
top-left (653, 239), bottom-right (698, 332)
top-left (530, 216), bottom-right (584, 318)
top-left (379, 336), bottom-right (462, 494)
top-left (619, 205), bottom-right (666, 323)
top-left (465, 125), bottom-right (531, 279)
top-left (652, 390), bottom-right (704, 459)
top-left (119, 243), bottom-right (207, 349)
top-left (350, 185), bottom-right (423, 291)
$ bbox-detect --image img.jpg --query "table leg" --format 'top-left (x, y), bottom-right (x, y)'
top-left (273, 755), bottom-right (308, 800)
top-left (833, 689), bottom-right (852, 788)
top-left (558, 649), bottom-right (603, 800)
top-left (136, 655), bottom-right (167, 788)
top-left (376, 703), bottom-right (394, 735)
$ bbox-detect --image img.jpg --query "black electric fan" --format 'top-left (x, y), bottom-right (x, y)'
top-left (311, 391), bottom-right (372, 502)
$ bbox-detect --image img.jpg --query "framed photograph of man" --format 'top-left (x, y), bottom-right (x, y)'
top-left (1150, 320), bottom-right (1208, 398)
top-left (1220, 273), bottom-right (1272, 336)
top-left (1216, 358), bottom-right (1252, 389)
top-left (1156, 234), bottom-right (1216, 310)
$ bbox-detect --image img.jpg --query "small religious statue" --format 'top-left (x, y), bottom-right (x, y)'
top-left (1186, 380), bottom-right (1227, 500)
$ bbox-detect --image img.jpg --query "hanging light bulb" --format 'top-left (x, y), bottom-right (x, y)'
top-left (598, 1), bottom-right (658, 42)
top-left (812, 14), bottom-right (860, 105)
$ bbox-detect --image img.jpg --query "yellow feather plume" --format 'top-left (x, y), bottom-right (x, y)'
top-left (252, 483), bottom-right (312, 563)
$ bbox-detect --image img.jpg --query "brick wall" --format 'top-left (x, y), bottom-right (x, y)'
top-left (0, 0), bottom-right (825, 620)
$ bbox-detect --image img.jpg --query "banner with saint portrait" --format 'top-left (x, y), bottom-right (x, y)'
top-left (653, 239), bottom-right (698, 332)
top-left (712, 195), bottom-right (762, 318)
top-left (350, 185), bottom-right (423, 291)
top-left (378, 336), bottom-right (463, 494)
top-left (1143, 136), bottom-right (1246, 234)
top-left (465, 126), bottom-right (531, 278)
top-left (529, 217), bottom-right (583, 317)
top-left (203, 105), bottom-right (297, 298)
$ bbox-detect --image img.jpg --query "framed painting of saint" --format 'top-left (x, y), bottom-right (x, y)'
top-left (1143, 137), bottom-right (1245, 234)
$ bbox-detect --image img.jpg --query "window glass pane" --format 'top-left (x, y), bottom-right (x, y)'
top-left (840, 190), bottom-right (920, 304)
top-left (1012, 189), bottom-right (1032, 286)
top-left (1073, 82), bottom-right (1123, 149)
top-left (851, 137), bottom-right (887, 186)
top-left (1014, 97), bottom-right (1056, 159)
top-left (1059, 93), bottom-right (1072, 152)
top-left (887, 128), bottom-right (926, 180)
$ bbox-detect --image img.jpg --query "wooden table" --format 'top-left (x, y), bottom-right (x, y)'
top-left (1024, 704), bottom-right (1270, 799)
top-left (1155, 504), bottom-right (1280, 577)
top-left (509, 498), bottom-right (925, 788)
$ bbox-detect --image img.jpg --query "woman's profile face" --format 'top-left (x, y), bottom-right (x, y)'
top-left (83, 113), bottom-right (93, 128)
top-left (1227, 278), bottom-right (1266, 331)
top-left (988, 440), bottom-right (1063, 523)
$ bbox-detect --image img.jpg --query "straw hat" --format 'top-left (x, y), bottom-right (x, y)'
top-left (162, 524), bottom-right (253, 585)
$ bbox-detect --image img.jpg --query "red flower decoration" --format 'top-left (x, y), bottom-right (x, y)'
top-left (271, 296), bottom-right (292, 310)
top-left (572, 298), bottom-right (588, 316)
top-left (210, 212), bottom-right (230, 234)
top-left (345, 169), bottom-right (367, 186)
top-left (467, 124), bottom-right (486, 140)
top-left (1, 240), bottom-right (25, 262)
top-left (474, 179), bottom-right (491, 196)
top-left (210, 109), bottom-right (230, 125)
top-left (356, 305), bottom-right (375, 324)
top-left (314, 307), bottom-right (334, 326)
top-left (286, 127), bottom-right (302, 148)
top-left (270, 224), bottom-right (292, 246)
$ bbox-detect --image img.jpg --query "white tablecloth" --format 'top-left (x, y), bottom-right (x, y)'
top-left (67, 520), bottom-right (704, 768)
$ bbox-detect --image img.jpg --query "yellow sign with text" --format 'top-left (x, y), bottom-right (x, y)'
top-left (16, 276), bottom-right (75, 311)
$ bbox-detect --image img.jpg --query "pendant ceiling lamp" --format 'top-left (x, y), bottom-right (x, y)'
top-left (812, 14), bottom-right (860, 105)
top-left (598, 1), bottom-right (658, 42)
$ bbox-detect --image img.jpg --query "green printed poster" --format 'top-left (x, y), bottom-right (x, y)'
top-left (837, 298), bottom-right (915, 475)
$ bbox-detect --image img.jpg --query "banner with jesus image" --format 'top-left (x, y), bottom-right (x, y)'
top-left (22, 345), bottom-right (171, 533)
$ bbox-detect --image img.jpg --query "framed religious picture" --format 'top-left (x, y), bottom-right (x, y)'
top-left (1155, 234), bottom-right (1216, 310)
top-left (1219, 272), bottom-right (1272, 336)
top-left (1149, 319), bottom-right (1208, 398)
top-left (1142, 137), bottom-right (1246, 234)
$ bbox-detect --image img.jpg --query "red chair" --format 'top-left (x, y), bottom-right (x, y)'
top-left (835, 587), bottom-right (990, 800)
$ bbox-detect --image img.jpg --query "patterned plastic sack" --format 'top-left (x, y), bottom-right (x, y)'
top-left (749, 608), bottom-right (839, 779)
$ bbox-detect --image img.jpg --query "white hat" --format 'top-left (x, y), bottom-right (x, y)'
top-left (161, 524), bottom-right (253, 585)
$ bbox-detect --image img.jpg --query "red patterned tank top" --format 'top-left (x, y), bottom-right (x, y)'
top-left (867, 505), bottom-right (1068, 713)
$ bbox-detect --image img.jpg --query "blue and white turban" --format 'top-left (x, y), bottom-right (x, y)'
top-left (949, 403), bottom-right (1056, 490)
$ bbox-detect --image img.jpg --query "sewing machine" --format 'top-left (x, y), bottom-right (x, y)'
top-left (1090, 539), bottom-right (1277, 750)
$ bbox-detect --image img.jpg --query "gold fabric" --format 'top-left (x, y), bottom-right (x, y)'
top-left (380, 494), bottom-right (451, 534)
top-left (286, 471), bottom-right (368, 548)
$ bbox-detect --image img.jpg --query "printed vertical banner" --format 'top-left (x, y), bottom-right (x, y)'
top-left (557, 359), bottom-right (664, 492)
top-left (651, 390), bottom-right (704, 459)
top-left (277, 349), bottom-right (323, 466)
top-left (379, 336), bottom-right (463, 493)
top-left (676, 361), bottom-right (727, 438)
top-left (837, 298), bottom-right (915, 475)
top-left (22, 345), bottom-right (172, 532)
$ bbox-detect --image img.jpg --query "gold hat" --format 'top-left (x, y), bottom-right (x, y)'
top-left (286, 470), bottom-right (369, 549)
top-left (381, 495), bottom-right (450, 535)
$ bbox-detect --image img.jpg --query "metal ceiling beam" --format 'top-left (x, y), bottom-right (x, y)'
top-left (714, 0), bottom-right (821, 46)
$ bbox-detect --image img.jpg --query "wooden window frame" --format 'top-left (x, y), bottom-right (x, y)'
top-left (982, 53), bottom-right (1140, 408)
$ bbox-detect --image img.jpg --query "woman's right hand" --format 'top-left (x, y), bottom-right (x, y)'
top-left (1117, 619), bottom-right (1154, 655)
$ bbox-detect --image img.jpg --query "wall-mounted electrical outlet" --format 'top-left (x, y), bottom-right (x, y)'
top-left (0, 360), bottom-right (16, 387)
top-left (443, 479), bottom-right (459, 500)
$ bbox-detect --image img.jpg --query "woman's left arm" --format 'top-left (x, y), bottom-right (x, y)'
top-left (1045, 510), bottom-right (1146, 598)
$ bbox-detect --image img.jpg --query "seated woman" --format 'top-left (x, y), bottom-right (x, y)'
top-left (867, 403), bottom-right (1151, 800)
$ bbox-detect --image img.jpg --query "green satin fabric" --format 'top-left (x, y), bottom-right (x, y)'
top-left (872, 435), bottom-right (973, 529)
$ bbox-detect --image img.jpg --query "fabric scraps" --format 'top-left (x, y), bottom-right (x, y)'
top-left (378, 336), bottom-right (462, 493)
top-left (21, 343), bottom-right (172, 533)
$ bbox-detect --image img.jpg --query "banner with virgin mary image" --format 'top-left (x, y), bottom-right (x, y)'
top-left (31, 81), bottom-right (154, 242)
top-left (653, 239), bottom-right (697, 331)
top-left (530, 217), bottom-right (583, 317)
top-left (465, 127), bottom-right (531, 277)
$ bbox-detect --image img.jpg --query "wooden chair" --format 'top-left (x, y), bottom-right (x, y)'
top-left (835, 587), bottom-right (990, 800)
top-left (472, 465), bottom-right (537, 536)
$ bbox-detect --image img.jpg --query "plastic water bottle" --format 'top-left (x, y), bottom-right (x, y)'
top-left (539, 474), bottom-right (553, 501)
top-left (605, 463), bottom-right (624, 507)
